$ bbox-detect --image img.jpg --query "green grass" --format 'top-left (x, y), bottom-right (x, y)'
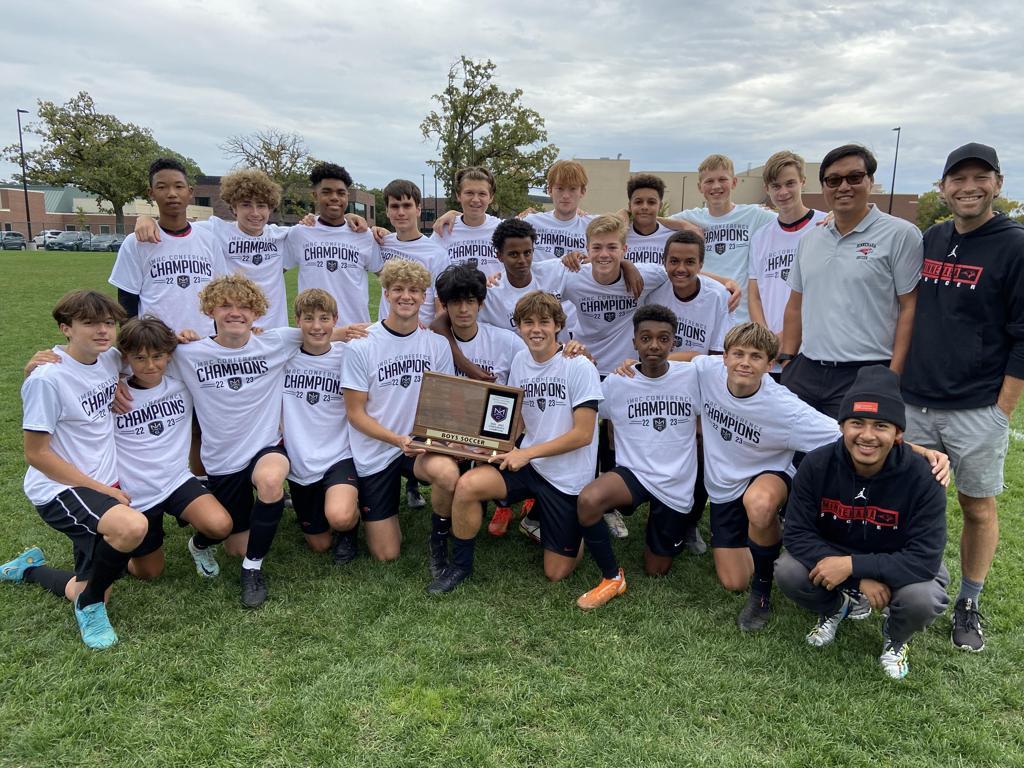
top-left (0, 251), bottom-right (1022, 767)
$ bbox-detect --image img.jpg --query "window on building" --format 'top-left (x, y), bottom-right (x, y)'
top-left (348, 202), bottom-right (367, 217)
top-left (100, 225), bottom-right (110, 234)
top-left (195, 197), bottom-right (211, 207)
top-left (66, 225), bottom-right (76, 231)
top-left (3, 223), bottom-right (10, 231)
top-left (422, 210), bottom-right (436, 223)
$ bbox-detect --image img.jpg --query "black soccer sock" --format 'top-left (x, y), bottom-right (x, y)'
top-left (245, 498), bottom-right (285, 562)
top-left (582, 519), bottom-right (620, 580)
top-left (430, 513), bottom-right (450, 546)
top-left (685, 457), bottom-right (709, 528)
top-left (749, 540), bottom-right (782, 601)
top-left (77, 537), bottom-right (131, 608)
top-left (191, 531), bottom-right (224, 549)
top-left (24, 566), bottom-right (75, 599)
top-left (597, 420), bottom-right (616, 473)
top-left (450, 535), bottom-right (475, 573)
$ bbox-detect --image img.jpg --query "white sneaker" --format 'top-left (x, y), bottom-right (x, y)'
top-left (806, 592), bottom-right (852, 647)
top-left (604, 510), bottom-right (629, 539)
top-left (843, 588), bottom-right (873, 620)
top-left (187, 536), bottom-right (220, 578)
top-left (519, 516), bottom-right (541, 544)
top-left (880, 621), bottom-right (910, 679)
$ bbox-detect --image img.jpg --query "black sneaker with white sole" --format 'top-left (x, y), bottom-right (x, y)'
top-left (737, 592), bottom-right (772, 632)
top-left (951, 597), bottom-right (986, 652)
top-left (240, 568), bottom-right (268, 609)
top-left (406, 486), bottom-right (426, 509)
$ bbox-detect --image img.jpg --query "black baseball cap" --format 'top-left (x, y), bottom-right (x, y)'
top-left (942, 143), bottom-right (1000, 178)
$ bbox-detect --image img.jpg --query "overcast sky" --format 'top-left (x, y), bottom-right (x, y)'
top-left (3, 0), bottom-right (1022, 202)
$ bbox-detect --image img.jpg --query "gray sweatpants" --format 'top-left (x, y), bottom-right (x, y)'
top-left (775, 551), bottom-right (950, 644)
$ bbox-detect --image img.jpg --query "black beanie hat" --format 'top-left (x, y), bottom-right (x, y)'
top-left (838, 365), bottom-right (905, 430)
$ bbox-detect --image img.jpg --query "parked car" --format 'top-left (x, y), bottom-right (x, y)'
top-left (33, 229), bottom-right (62, 246)
top-left (46, 231), bottom-right (93, 251)
top-left (109, 233), bottom-right (126, 251)
top-left (1, 231), bottom-right (27, 250)
top-left (83, 234), bottom-right (118, 252)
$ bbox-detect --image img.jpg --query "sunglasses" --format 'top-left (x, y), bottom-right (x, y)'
top-left (823, 171), bottom-right (869, 189)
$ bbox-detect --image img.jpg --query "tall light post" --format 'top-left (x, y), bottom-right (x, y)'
top-left (888, 126), bottom-right (901, 214)
top-left (16, 108), bottom-right (32, 241)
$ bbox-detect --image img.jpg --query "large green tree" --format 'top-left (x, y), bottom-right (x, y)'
top-left (220, 129), bottom-right (318, 217)
top-left (421, 56), bottom-right (558, 215)
top-left (917, 188), bottom-right (1024, 230)
top-left (2, 92), bottom-right (200, 232)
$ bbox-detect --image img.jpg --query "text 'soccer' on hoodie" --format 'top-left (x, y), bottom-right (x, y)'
top-left (783, 440), bottom-right (947, 591)
top-left (902, 212), bottom-right (1024, 409)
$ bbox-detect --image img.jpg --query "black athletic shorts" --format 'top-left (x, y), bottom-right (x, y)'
top-left (289, 457), bottom-right (359, 535)
top-left (358, 454), bottom-right (418, 522)
top-left (35, 486), bottom-right (122, 579)
top-left (207, 444), bottom-right (288, 534)
top-left (610, 466), bottom-right (691, 557)
top-left (708, 470), bottom-right (792, 549)
top-left (498, 464), bottom-right (580, 557)
top-left (133, 477), bottom-right (211, 558)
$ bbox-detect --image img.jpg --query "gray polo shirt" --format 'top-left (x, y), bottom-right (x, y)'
top-left (787, 205), bottom-right (922, 361)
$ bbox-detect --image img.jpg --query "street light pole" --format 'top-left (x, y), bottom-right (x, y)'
top-left (16, 109), bottom-right (32, 241)
top-left (888, 126), bottom-right (901, 214)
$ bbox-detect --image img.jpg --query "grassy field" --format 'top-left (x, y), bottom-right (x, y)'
top-left (0, 251), bottom-right (1021, 767)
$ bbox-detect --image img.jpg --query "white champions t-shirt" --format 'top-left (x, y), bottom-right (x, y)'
top-left (282, 343), bottom-right (351, 485)
top-left (670, 204), bottom-right (777, 324)
top-left (599, 362), bottom-right (700, 512)
top-left (625, 223), bottom-right (674, 266)
top-left (109, 226), bottom-right (228, 334)
top-left (522, 211), bottom-right (591, 262)
top-left (429, 214), bottom-right (502, 278)
top-left (645, 275), bottom-right (733, 354)
top-left (202, 217), bottom-right (292, 328)
top-left (170, 328), bottom-right (303, 475)
top-left (453, 323), bottom-right (527, 385)
top-left (113, 376), bottom-right (194, 512)
top-left (378, 233), bottom-right (445, 326)
top-left (22, 347), bottom-right (120, 506)
top-left (693, 355), bottom-right (840, 503)
top-left (561, 263), bottom-right (667, 375)
top-left (509, 350), bottom-right (603, 495)
top-left (748, 210), bottom-right (827, 334)
top-left (340, 322), bottom-right (455, 476)
top-left (284, 219), bottom-right (383, 325)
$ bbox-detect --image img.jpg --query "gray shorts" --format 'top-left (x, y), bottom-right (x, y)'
top-left (904, 404), bottom-right (1009, 498)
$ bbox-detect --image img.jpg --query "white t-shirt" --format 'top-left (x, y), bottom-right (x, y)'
top-left (109, 226), bottom-right (228, 334)
top-left (453, 323), bottom-right (526, 385)
top-left (429, 214), bottom-right (502, 278)
top-left (693, 355), bottom-right (839, 503)
top-left (22, 347), bottom-right (120, 506)
top-left (560, 263), bottom-right (667, 375)
top-left (625, 223), bottom-right (674, 265)
top-left (378, 232), bottom-right (444, 326)
top-left (670, 204), bottom-right (777, 323)
top-left (748, 210), bottom-right (827, 334)
top-left (600, 362), bottom-right (700, 512)
top-left (522, 211), bottom-right (591, 261)
top-left (645, 275), bottom-right (733, 354)
top-left (477, 260), bottom-right (566, 332)
top-left (509, 349), bottom-right (603, 495)
top-left (282, 343), bottom-right (351, 485)
top-left (340, 322), bottom-right (455, 475)
top-left (113, 376), bottom-right (194, 512)
top-left (284, 219), bottom-right (383, 325)
top-left (202, 217), bottom-right (292, 328)
top-left (170, 328), bottom-right (304, 475)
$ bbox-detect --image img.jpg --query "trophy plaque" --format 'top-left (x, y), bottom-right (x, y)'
top-left (411, 372), bottom-right (524, 461)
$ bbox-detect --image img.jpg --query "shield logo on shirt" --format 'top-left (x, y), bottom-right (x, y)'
top-left (714, 242), bottom-right (726, 255)
top-left (720, 427), bottom-right (732, 441)
top-left (653, 417), bottom-right (666, 432)
top-left (491, 405), bottom-right (508, 423)
top-left (252, 253), bottom-right (263, 266)
top-left (306, 391), bottom-right (320, 405)
top-left (228, 377), bottom-right (243, 391)
top-left (537, 398), bottom-right (547, 412)
top-left (780, 268), bottom-right (790, 281)
top-left (400, 374), bottom-right (412, 388)
top-left (467, 258), bottom-right (479, 270)
top-left (147, 420), bottom-right (164, 436)
top-left (603, 312), bottom-right (616, 322)
top-left (674, 335), bottom-right (683, 348)
top-left (555, 247), bottom-right (565, 257)
top-left (326, 260), bottom-right (338, 272)
top-left (176, 274), bottom-right (192, 289)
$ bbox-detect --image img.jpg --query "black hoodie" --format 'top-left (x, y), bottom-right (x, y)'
top-left (783, 438), bottom-right (946, 590)
top-left (902, 212), bottom-right (1024, 408)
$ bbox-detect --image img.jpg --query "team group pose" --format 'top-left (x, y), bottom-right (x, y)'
top-left (3, 141), bottom-right (1021, 682)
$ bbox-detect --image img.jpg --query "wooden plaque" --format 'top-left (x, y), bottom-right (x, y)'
top-left (410, 372), bottom-right (524, 461)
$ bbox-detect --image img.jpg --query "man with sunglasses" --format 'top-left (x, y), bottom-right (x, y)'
top-left (778, 144), bottom-right (923, 418)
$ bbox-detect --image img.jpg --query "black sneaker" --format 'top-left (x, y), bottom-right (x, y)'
top-left (426, 565), bottom-right (471, 595)
top-left (428, 537), bottom-right (448, 579)
top-left (406, 485), bottom-right (426, 509)
top-left (240, 568), bottom-right (268, 609)
top-left (951, 597), bottom-right (986, 652)
top-left (683, 525), bottom-right (707, 555)
top-left (331, 532), bottom-right (357, 565)
top-left (737, 592), bottom-right (772, 632)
